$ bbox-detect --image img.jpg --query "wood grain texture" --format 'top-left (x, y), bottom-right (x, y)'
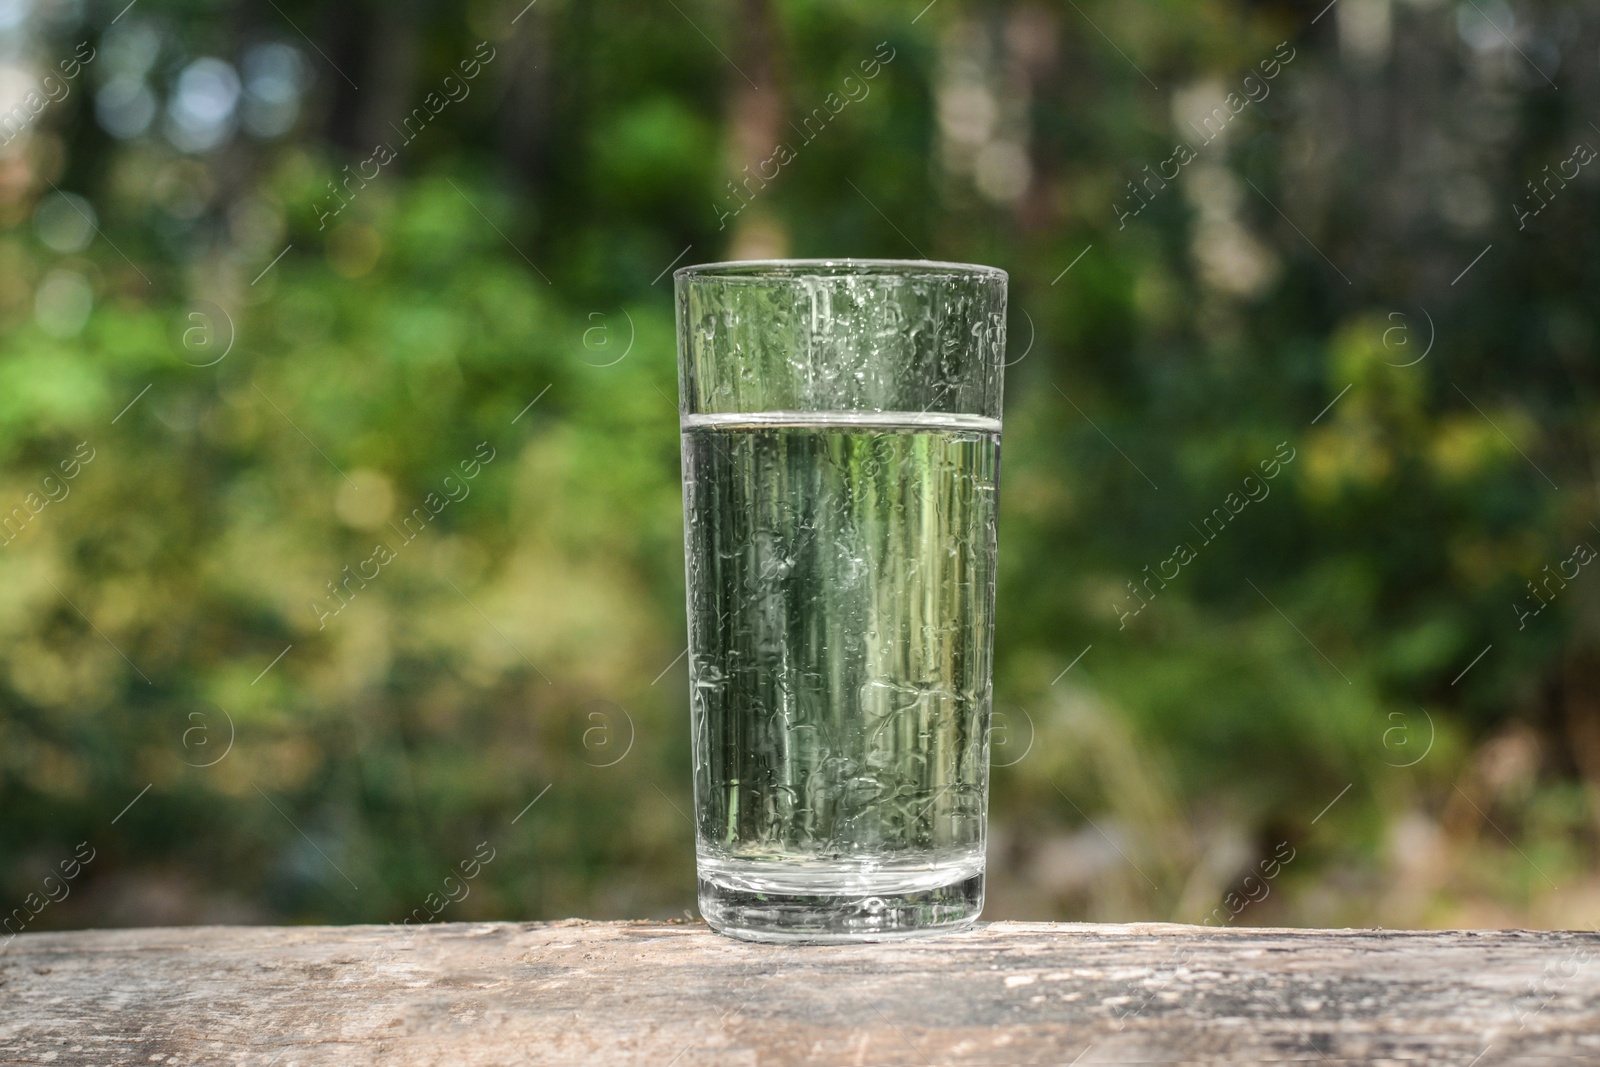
top-left (2, 920), bottom-right (1597, 1066)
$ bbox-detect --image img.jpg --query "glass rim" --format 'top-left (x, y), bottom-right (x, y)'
top-left (674, 258), bottom-right (1007, 282)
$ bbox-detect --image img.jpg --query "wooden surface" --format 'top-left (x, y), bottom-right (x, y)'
top-left (2, 920), bottom-right (1597, 1065)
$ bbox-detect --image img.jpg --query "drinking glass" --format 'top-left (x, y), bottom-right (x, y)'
top-left (675, 259), bottom-right (1007, 942)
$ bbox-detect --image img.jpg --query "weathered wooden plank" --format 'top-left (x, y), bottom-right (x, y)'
top-left (1, 921), bottom-right (1596, 1065)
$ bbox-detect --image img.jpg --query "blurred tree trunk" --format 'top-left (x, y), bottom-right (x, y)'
top-left (1006, 3), bottom-right (1060, 233)
top-left (352, 0), bottom-right (422, 155)
top-left (1563, 651), bottom-right (1600, 843)
top-left (500, 3), bottom-right (554, 186)
top-left (725, 0), bottom-right (787, 259)
top-left (315, 2), bottom-right (370, 153)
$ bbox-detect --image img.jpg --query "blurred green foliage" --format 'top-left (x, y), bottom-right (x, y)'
top-left (2, 0), bottom-right (1599, 932)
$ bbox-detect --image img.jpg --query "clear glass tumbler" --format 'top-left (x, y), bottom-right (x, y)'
top-left (675, 259), bottom-right (1007, 942)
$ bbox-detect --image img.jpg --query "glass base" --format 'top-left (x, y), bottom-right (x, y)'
top-left (697, 853), bottom-right (984, 944)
